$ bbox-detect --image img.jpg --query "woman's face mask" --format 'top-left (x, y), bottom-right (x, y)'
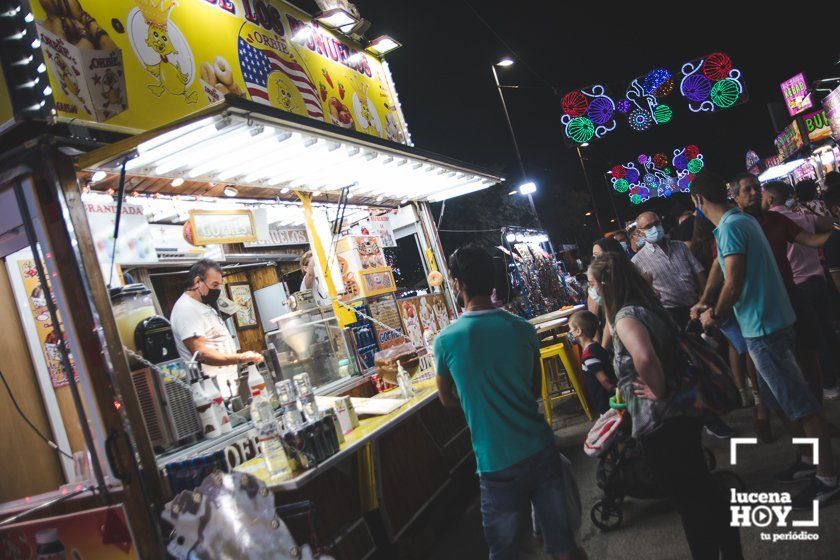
top-left (588, 285), bottom-right (602, 306)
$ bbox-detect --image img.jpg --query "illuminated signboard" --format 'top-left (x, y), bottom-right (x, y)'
top-left (801, 110), bottom-right (831, 143)
top-left (780, 73), bottom-right (813, 117)
top-left (774, 120), bottom-right (804, 161)
top-left (823, 86), bottom-right (840, 141)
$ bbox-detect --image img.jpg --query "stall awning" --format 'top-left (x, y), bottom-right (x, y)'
top-left (78, 98), bottom-right (504, 206)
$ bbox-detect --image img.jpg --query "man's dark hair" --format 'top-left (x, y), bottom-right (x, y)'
top-left (825, 183), bottom-right (840, 210)
top-left (569, 310), bottom-right (599, 339)
top-left (795, 179), bottom-right (818, 202)
top-left (825, 171), bottom-right (840, 190)
top-left (764, 181), bottom-right (792, 204)
top-left (448, 244), bottom-right (495, 297)
top-left (730, 172), bottom-right (759, 197)
top-left (186, 258), bottom-right (222, 289)
top-left (691, 168), bottom-right (730, 204)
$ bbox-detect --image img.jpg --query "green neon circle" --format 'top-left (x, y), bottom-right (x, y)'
top-left (613, 178), bottom-right (630, 193)
top-left (710, 79), bottom-right (740, 108)
top-left (653, 104), bottom-right (672, 124)
top-left (566, 116), bottom-right (595, 144)
top-left (687, 158), bottom-right (704, 173)
top-left (630, 194), bottom-right (643, 205)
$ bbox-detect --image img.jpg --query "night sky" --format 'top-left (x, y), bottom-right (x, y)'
top-left (351, 1), bottom-right (839, 235)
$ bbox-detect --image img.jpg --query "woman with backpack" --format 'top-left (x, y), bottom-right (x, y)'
top-left (587, 252), bottom-right (742, 560)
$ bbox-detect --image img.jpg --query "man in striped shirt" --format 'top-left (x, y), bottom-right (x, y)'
top-left (632, 211), bottom-right (707, 329)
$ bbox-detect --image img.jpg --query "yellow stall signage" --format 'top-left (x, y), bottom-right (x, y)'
top-left (30, 0), bottom-right (409, 142)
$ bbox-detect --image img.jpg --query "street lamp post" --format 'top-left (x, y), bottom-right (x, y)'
top-left (575, 145), bottom-right (603, 233)
top-left (491, 59), bottom-right (542, 229)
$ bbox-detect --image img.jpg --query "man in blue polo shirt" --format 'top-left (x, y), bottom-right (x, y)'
top-left (434, 245), bottom-right (583, 560)
top-left (690, 169), bottom-right (838, 509)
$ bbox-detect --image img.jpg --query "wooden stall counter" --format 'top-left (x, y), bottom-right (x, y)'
top-left (236, 377), bottom-right (472, 559)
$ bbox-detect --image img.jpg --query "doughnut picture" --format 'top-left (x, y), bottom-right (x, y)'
top-left (199, 55), bottom-right (244, 104)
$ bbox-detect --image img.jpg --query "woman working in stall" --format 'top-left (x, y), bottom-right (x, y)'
top-left (299, 250), bottom-right (332, 307)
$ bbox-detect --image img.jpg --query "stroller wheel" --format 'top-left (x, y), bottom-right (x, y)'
top-left (591, 499), bottom-right (623, 531)
top-left (712, 469), bottom-right (746, 493)
top-left (703, 447), bottom-right (717, 471)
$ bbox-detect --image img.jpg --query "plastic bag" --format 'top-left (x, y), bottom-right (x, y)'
top-left (373, 342), bottom-right (419, 385)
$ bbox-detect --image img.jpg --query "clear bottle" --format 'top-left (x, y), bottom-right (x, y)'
top-left (250, 389), bottom-right (291, 480)
top-left (247, 364), bottom-right (266, 396)
top-left (397, 360), bottom-right (415, 399)
top-left (202, 378), bottom-right (231, 434)
top-left (192, 378), bottom-right (221, 439)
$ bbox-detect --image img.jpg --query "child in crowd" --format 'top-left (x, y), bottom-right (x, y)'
top-left (569, 310), bottom-right (617, 416)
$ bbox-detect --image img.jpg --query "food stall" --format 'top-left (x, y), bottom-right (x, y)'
top-left (0, 1), bottom-right (502, 558)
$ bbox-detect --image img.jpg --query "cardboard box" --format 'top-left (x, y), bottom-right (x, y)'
top-left (37, 23), bottom-right (128, 123)
top-left (336, 235), bottom-right (387, 272)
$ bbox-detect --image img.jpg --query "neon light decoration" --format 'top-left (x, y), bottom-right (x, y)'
top-left (616, 99), bottom-right (631, 114)
top-left (611, 145), bottom-right (704, 204)
top-left (624, 71), bottom-right (672, 133)
top-left (560, 85), bottom-right (617, 145)
top-left (680, 52), bottom-right (747, 113)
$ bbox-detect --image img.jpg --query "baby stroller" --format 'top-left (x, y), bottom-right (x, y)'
top-left (589, 398), bottom-right (745, 531)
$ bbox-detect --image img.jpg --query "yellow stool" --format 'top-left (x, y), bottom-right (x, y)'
top-left (539, 338), bottom-right (593, 426)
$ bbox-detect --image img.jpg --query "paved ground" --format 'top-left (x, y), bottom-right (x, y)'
top-left (423, 398), bottom-right (840, 560)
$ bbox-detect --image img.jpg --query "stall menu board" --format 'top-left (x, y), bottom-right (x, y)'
top-left (30, 0), bottom-right (409, 143)
top-left (0, 504), bottom-right (137, 559)
top-left (17, 259), bottom-right (77, 388)
top-left (801, 110), bottom-right (832, 143)
top-left (780, 72), bottom-right (813, 117)
top-left (824, 85), bottom-right (840, 141)
top-left (774, 120), bottom-right (804, 161)
top-left (85, 201), bottom-right (157, 272)
top-left (367, 212), bottom-right (397, 248)
top-left (367, 294), bottom-right (406, 349)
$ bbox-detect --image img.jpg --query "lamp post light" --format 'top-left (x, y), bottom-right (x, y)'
top-left (575, 144), bottom-right (603, 233)
top-left (491, 58), bottom-right (542, 228)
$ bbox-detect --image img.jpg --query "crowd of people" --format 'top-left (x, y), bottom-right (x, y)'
top-left (433, 168), bottom-right (840, 559)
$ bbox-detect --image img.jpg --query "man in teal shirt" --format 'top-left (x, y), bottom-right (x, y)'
top-left (434, 245), bottom-right (582, 560)
top-left (691, 170), bottom-right (838, 510)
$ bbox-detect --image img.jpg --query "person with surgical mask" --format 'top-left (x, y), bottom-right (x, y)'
top-left (631, 211), bottom-right (707, 330)
top-left (170, 258), bottom-right (263, 397)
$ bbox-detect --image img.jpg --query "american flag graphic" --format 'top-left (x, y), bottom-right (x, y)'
top-left (238, 37), bottom-right (324, 120)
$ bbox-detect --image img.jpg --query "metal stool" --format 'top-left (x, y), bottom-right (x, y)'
top-left (539, 338), bottom-right (593, 425)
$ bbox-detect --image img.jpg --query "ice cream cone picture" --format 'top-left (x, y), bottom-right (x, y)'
top-left (350, 71), bottom-right (383, 136)
top-left (55, 54), bottom-right (80, 96)
top-left (129, 0), bottom-right (197, 103)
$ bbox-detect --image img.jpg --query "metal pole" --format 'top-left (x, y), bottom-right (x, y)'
top-left (491, 65), bottom-right (543, 229)
top-left (576, 146), bottom-right (603, 233)
top-left (603, 172), bottom-right (623, 228)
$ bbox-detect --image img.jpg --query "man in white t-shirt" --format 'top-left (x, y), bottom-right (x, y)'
top-left (170, 259), bottom-right (263, 396)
